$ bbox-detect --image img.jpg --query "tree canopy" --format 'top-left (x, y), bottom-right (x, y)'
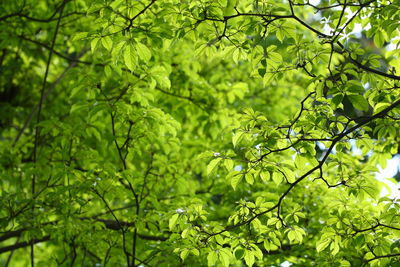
top-left (1, 0), bottom-right (400, 266)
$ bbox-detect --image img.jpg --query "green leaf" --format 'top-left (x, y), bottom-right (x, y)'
top-left (276, 28), bottom-right (285, 43)
top-left (263, 72), bottom-right (275, 85)
top-left (169, 214), bottom-right (179, 230)
top-left (232, 48), bottom-right (242, 64)
top-left (112, 41), bottom-right (126, 58)
top-left (347, 82), bottom-right (364, 94)
top-left (124, 45), bottom-right (137, 71)
top-left (364, 252), bottom-right (374, 260)
top-left (196, 151), bottom-right (214, 159)
top-left (224, 159), bottom-right (234, 171)
top-left (70, 103), bottom-right (87, 114)
top-left (231, 173), bottom-right (242, 190)
top-left (245, 173), bottom-right (254, 184)
top-left (110, 0), bottom-right (124, 8)
top-left (341, 260), bottom-right (351, 267)
top-left (151, 66), bottom-right (171, 89)
top-left (101, 36), bottom-right (113, 51)
top-left (181, 228), bottom-right (190, 238)
top-left (250, 244), bottom-right (263, 260)
top-left (104, 65), bottom-right (112, 77)
top-left (283, 169), bottom-right (295, 183)
top-left (251, 218), bottom-right (262, 230)
top-left (260, 171), bottom-right (270, 182)
top-left (267, 217), bottom-right (279, 226)
top-left (70, 85), bottom-right (83, 98)
top-left (374, 31), bottom-right (385, 48)
top-left (232, 132), bottom-right (244, 147)
top-left (234, 248), bottom-right (245, 259)
top-left (180, 249), bottom-right (189, 260)
top-left (288, 230), bottom-right (295, 242)
top-left (272, 172), bottom-right (283, 185)
top-left (207, 158), bottom-right (222, 175)
top-left (264, 240), bottom-right (272, 252)
top-left (4, 1), bottom-right (400, 265)
top-left (223, 0), bottom-right (236, 16)
top-left (288, 229), bottom-right (303, 243)
top-left (316, 239), bottom-right (331, 252)
top-left (191, 248), bottom-right (200, 256)
top-left (373, 102), bottom-right (390, 114)
top-left (331, 94), bottom-right (343, 108)
top-left (136, 42), bottom-right (152, 62)
top-left (244, 250), bottom-right (255, 267)
top-left (347, 94), bottom-right (369, 111)
top-left (72, 32), bottom-right (88, 41)
top-left (207, 251), bottom-right (218, 266)
top-left (219, 249), bottom-right (231, 267)
top-left (91, 37), bottom-right (100, 53)
top-left (330, 240), bottom-right (340, 255)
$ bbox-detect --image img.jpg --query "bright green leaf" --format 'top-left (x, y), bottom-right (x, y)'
top-left (101, 36), bottom-right (113, 51)
top-left (207, 158), bottom-right (222, 175)
top-left (136, 42), bottom-right (152, 62)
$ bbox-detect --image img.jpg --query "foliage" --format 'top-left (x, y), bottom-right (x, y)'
top-left (1, 0), bottom-right (400, 266)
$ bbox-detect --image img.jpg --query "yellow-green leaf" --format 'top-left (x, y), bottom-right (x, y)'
top-left (316, 239), bottom-right (331, 252)
top-left (272, 172), bottom-right (283, 185)
top-left (373, 102), bottom-right (390, 114)
top-left (151, 66), bottom-right (171, 89)
top-left (224, 159), bottom-right (234, 171)
top-left (374, 31), bottom-right (385, 48)
top-left (231, 173), bottom-right (242, 190)
top-left (91, 37), bottom-right (100, 53)
top-left (244, 250), bottom-right (255, 267)
top-left (191, 248), bottom-right (200, 256)
top-left (232, 131), bottom-right (244, 147)
top-left (207, 158), bottom-right (222, 176)
top-left (136, 42), bottom-right (151, 62)
top-left (101, 36), bottom-right (113, 51)
top-left (207, 251), bottom-right (218, 266)
top-left (283, 169), bottom-right (296, 183)
top-left (260, 171), bottom-right (270, 182)
top-left (219, 249), bottom-right (231, 267)
top-left (124, 45), bottom-right (136, 71)
top-left (245, 173), bottom-right (254, 185)
top-left (72, 32), bottom-right (87, 41)
top-left (169, 214), bottom-right (179, 230)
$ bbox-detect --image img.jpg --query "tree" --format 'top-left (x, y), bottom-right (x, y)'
top-left (0, 0), bottom-right (400, 266)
